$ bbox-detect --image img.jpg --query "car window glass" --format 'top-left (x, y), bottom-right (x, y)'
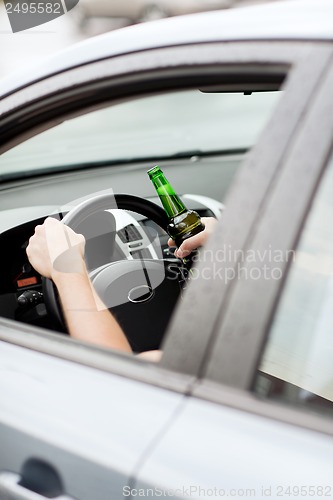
top-left (0, 89), bottom-right (281, 178)
top-left (255, 150), bottom-right (333, 414)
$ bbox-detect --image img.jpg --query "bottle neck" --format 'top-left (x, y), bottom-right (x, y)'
top-left (151, 173), bottom-right (187, 219)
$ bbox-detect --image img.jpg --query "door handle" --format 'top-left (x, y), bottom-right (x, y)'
top-left (0, 472), bottom-right (75, 500)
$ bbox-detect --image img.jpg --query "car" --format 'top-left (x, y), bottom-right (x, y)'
top-left (1, 1), bottom-right (333, 498)
top-left (77, 0), bottom-right (232, 26)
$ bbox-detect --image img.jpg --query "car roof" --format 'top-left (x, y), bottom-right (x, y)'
top-left (1, 0), bottom-right (333, 99)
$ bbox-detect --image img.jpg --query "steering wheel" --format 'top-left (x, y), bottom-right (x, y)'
top-left (43, 193), bottom-right (183, 353)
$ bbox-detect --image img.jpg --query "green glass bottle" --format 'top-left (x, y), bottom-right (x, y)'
top-left (147, 165), bottom-right (205, 252)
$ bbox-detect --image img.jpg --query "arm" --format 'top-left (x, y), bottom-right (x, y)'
top-left (52, 270), bottom-right (132, 352)
top-left (26, 217), bottom-right (132, 353)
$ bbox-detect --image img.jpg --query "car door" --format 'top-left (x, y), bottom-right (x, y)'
top-left (0, 40), bottom-right (332, 500)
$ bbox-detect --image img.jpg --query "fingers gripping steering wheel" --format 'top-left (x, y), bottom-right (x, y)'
top-left (43, 193), bottom-right (182, 353)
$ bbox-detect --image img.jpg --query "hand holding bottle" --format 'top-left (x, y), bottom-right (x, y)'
top-left (167, 216), bottom-right (218, 258)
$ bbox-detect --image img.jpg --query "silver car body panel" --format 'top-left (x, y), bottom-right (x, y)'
top-left (0, 340), bottom-right (185, 499)
top-left (135, 395), bottom-right (333, 499)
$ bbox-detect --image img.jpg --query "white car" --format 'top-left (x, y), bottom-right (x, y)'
top-left (1, 1), bottom-right (333, 499)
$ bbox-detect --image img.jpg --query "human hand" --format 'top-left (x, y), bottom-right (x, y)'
top-left (26, 217), bottom-right (86, 280)
top-left (167, 216), bottom-right (218, 258)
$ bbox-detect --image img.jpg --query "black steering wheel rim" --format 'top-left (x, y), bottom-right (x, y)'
top-left (43, 193), bottom-right (179, 351)
top-left (60, 193), bottom-right (169, 232)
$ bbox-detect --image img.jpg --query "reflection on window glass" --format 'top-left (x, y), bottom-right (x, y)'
top-left (0, 90), bottom-right (281, 177)
top-left (256, 151), bottom-right (333, 413)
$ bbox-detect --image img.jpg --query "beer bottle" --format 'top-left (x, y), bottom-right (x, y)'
top-left (147, 166), bottom-right (205, 265)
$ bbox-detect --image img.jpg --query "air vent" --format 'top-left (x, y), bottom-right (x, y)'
top-left (118, 224), bottom-right (142, 243)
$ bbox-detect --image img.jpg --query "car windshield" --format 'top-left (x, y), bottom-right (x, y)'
top-left (0, 89), bottom-right (281, 179)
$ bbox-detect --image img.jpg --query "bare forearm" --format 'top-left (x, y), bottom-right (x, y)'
top-left (53, 268), bottom-right (132, 353)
